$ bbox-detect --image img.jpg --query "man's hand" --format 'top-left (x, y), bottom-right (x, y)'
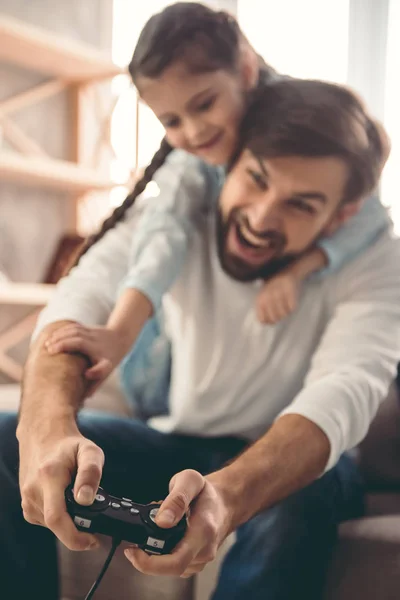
top-left (124, 469), bottom-right (233, 578)
top-left (45, 324), bottom-right (124, 395)
top-left (18, 425), bottom-right (104, 551)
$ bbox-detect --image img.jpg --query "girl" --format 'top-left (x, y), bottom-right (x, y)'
top-left (46, 2), bottom-right (389, 395)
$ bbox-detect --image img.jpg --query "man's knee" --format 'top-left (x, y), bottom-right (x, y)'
top-left (237, 474), bottom-right (347, 555)
top-left (0, 412), bottom-right (19, 475)
top-left (0, 411), bottom-right (18, 449)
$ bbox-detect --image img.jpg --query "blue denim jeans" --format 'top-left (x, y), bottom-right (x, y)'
top-left (0, 411), bottom-right (363, 600)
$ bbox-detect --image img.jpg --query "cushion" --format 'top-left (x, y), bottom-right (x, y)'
top-left (357, 385), bottom-right (400, 489)
top-left (325, 515), bottom-right (400, 600)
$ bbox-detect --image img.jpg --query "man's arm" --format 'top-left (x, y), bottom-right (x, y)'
top-left (126, 232), bottom-right (400, 577)
top-left (18, 321), bottom-right (89, 434)
top-left (16, 321), bottom-right (105, 551)
top-left (17, 149), bottom-right (214, 552)
top-left (214, 232), bottom-right (400, 527)
top-left (207, 414), bottom-right (329, 531)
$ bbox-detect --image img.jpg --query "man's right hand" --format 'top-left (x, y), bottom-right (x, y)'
top-left (17, 425), bottom-right (104, 551)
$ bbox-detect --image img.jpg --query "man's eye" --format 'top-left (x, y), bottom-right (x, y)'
top-left (287, 198), bottom-right (316, 215)
top-left (197, 96), bottom-right (216, 112)
top-left (246, 169), bottom-right (268, 191)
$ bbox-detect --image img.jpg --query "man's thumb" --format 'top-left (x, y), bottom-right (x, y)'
top-left (155, 469), bottom-right (205, 528)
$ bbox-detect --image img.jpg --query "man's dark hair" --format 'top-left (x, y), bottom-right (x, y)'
top-left (233, 78), bottom-right (389, 203)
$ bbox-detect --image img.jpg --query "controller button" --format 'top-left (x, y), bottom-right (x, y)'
top-left (146, 536), bottom-right (165, 549)
top-left (130, 508), bottom-right (139, 514)
top-left (149, 508), bottom-right (159, 523)
top-left (95, 494), bottom-right (106, 503)
top-left (121, 501), bottom-right (133, 508)
top-left (111, 502), bottom-right (121, 509)
top-left (74, 516), bottom-right (92, 529)
top-left (122, 497), bottom-right (132, 502)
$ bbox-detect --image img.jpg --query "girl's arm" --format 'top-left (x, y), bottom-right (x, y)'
top-left (44, 150), bottom-right (219, 388)
top-left (123, 151), bottom-right (222, 312)
top-left (256, 194), bottom-right (390, 324)
top-left (316, 194), bottom-right (390, 278)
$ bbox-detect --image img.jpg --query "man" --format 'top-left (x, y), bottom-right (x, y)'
top-left (0, 79), bottom-right (399, 600)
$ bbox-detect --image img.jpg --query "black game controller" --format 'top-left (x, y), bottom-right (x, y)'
top-left (65, 485), bottom-right (187, 554)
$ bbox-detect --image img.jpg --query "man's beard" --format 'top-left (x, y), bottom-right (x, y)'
top-left (216, 208), bottom-right (299, 282)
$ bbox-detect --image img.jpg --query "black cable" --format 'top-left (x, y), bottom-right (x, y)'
top-left (84, 538), bottom-right (121, 600)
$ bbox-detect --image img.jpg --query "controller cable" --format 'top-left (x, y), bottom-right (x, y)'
top-left (84, 537), bottom-right (121, 600)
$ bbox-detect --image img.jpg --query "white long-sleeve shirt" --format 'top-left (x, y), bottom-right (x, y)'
top-left (35, 150), bottom-right (400, 471)
top-left (148, 215), bottom-right (400, 471)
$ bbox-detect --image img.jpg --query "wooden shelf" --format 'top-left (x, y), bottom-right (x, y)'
top-left (0, 15), bottom-right (124, 81)
top-left (0, 152), bottom-right (116, 193)
top-left (0, 283), bottom-right (55, 306)
top-left (0, 283), bottom-right (56, 382)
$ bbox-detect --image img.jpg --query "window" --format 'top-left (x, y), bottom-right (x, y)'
top-left (110, 0), bottom-right (399, 228)
top-left (237, 0), bottom-right (350, 83)
top-left (382, 0), bottom-right (400, 230)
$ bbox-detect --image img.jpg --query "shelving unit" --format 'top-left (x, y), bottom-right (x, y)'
top-left (0, 14), bottom-right (125, 198)
top-left (0, 15), bottom-right (123, 81)
top-left (0, 152), bottom-right (118, 193)
top-left (0, 15), bottom-right (126, 381)
top-left (0, 283), bottom-right (55, 381)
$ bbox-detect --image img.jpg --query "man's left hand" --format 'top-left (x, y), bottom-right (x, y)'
top-left (124, 469), bottom-right (232, 578)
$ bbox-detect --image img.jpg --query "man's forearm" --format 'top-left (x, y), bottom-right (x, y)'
top-left (208, 414), bottom-right (330, 532)
top-left (18, 321), bottom-right (90, 441)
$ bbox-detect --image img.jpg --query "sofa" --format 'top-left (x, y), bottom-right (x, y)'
top-left (1, 376), bottom-right (400, 600)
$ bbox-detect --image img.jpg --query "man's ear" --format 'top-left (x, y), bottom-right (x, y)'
top-left (239, 37), bottom-right (259, 90)
top-left (324, 198), bottom-right (364, 236)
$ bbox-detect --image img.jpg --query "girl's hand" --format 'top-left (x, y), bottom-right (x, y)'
top-left (45, 324), bottom-right (124, 394)
top-left (256, 270), bottom-right (301, 325)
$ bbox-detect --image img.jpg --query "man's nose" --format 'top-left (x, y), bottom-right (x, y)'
top-left (247, 198), bottom-right (281, 233)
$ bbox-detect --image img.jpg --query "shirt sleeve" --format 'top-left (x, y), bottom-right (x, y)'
top-left (316, 194), bottom-right (391, 278)
top-left (121, 150), bottom-right (221, 310)
top-left (279, 231), bottom-right (400, 471)
top-left (33, 150), bottom-right (218, 337)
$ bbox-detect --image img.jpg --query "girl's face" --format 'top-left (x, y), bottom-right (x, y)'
top-left (137, 60), bottom-right (254, 165)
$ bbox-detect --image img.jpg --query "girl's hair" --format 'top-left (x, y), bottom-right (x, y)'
top-left (234, 78), bottom-right (389, 203)
top-left (72, 2), bottom-right (268, 268)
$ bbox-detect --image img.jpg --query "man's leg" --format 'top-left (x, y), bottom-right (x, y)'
top-left (212, 454), bottom-right (364, 600)
top-left (0, 412), bottom-right (60, 600)
top-left (0, 411), bottom-right (228, 600)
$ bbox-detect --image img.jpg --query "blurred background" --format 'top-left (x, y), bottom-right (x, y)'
top-left (0, 0), bottom-right (399, 385)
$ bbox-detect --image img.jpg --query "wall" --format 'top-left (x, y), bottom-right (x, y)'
top-left (0, 0), bottom-right (113, 382)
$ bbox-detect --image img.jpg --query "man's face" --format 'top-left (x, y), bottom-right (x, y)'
top-left (217, 149), bottom-right (351, 281)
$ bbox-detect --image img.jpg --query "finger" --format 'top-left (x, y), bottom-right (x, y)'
top-left (86, 358), bottom-right (112, 380)
top-left (46, 337), bottom-right (95, 357)
top-left (41, 467), bottom-right (98, 551)
top-left (255, 304), bottom-right (267, 324)
top-left (255, 294), bottom-right (269, 323)
top-left (46, 325), bottom-right (89, 346)
top-left (21, 495), bottom-right (44, 526)
top-left (264, 304), bottom-right (279, 324)
top-left (73, 442), bottom-right (104, 506)
top-left (155, 469), bottom-right (205, 528)
top-left (181, 563), bottom-right (207, 578)
top-left (286, 289), bottom-right (298, 313)
top-left (124, 539), bottom-right (196, 576)
top-left (272, 300), bottom-right (288, 322)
